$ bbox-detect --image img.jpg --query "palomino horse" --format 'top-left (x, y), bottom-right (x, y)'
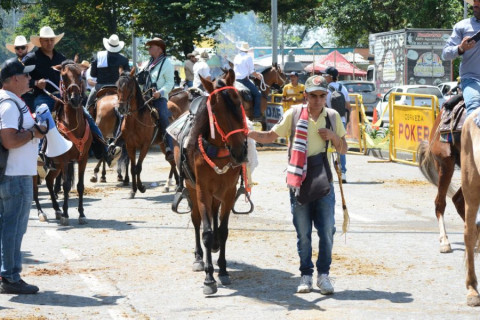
top-left (177, 70), bottom-right (248, 295)
top-left (460, 110), bottom-right (480, 306)
top-left (116, 68), bottom-right (179, 198)
top-left (34, 60), bottom-right (93, 225)
top-left (417, 106), bottom-right (465, 253)
top-left (242, 63), bottom-right (286, 120)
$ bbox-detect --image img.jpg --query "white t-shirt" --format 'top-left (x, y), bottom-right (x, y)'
top-left (193, 60), bottom-right (210, 88)
top-left (326, 82), bottom-right (350, 122)
top-left (233, 52), bottom-right (254, 80)
top-left (0, 90), bottom-right (38, 176)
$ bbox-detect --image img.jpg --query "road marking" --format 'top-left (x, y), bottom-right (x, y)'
top-left (60, 248), bottom-right (80, 261)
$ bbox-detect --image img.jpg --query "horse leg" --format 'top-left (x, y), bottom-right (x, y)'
top-left (211, 199), bottom-right (221, 253)
top-left (464, 194), bottom-right (480, 306)
top-left (435, 157), bottom-right (455, 253)
top-left (199, 199), bottom-right (217, 295)
top-left (127, 147), bottom-right (137, 199)
top-left (60, 162), bottom-right (74, 226)
top-left (45, 170), bottom-right (62, 220)
top-left (77, 156), bottom-right (88, 225)
top-left (122, 157), bottom-right (130, 186)
top-left (452, 187), bottom-right (465, 221)
top-left (217, 189), bottom-right (236, 286)
top-left (134, 147), bottom-right (148, 194)
top-left (190, 190), bottom-right (204, 272)
top-left (33, 175), bottom-right (47, 222)
top-left (90, 159), bottom-right (101, 183)
top-left (100, 159), bottom-right (107, 183)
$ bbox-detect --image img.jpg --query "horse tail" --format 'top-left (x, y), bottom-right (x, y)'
top-left (417, 140), bottom-right (456, 198)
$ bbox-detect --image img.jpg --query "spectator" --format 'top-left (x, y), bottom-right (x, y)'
top-left (184, 52), bottom-right (197, 88)
top-left (193, 51), bottom-right (211, 90)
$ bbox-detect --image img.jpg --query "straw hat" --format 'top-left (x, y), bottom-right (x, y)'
top-left (6, 35), bottom-right (34, 54)
top-left (103, 34), bottom-right (125, 53)
top-left (200, 51), bottom-right (209, 60)
top-left (236, 42), bottom-right (250, 52)
top-left (30, 26), bottom-right (64, 48)
top-left (79, 60), bottom-right (90, 69)
top-left (145, 37), bottom-right (166, 52)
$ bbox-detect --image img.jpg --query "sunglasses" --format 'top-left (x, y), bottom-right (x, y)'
top-left (15, 46), bottom-right (26, 50)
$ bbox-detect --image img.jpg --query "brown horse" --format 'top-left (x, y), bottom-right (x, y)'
top-left (417, 107), bottom-right (465, 253)
top-left (176, 69), bottom-right (248, 295)
top-left (34, 60), bottom-right (93, 225)
top-left (242, 63), bottom-right (286, 120)
top-left (116, 68), bottom-right (178, 198)
top-left (460, 110), bottom-right (480, 306)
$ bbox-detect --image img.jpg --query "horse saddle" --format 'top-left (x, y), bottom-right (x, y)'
top-left (439, 94), bottom-right (466, 134)
top-left (168, 87), bottom-right (184, 100)
top-left (96, 85), bottom-right (117, 99)
top-left (234, 81), bottom-right (252, 102)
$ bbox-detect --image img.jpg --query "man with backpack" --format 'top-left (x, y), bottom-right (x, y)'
top-left (323, 67), bottom-right (350, 183)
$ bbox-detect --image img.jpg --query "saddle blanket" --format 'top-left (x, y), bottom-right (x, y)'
top-left (439, 95), bottom-right (465, 134)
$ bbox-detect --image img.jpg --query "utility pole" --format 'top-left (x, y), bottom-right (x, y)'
top-left (272, 0), bottom-right (278, 65)
top-left (465, 0), bottom-right (468, 19)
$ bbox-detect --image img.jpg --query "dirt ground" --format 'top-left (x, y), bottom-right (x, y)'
top-left (0, 147), bottom-right (477, 319)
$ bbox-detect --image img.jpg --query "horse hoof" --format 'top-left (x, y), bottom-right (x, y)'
top-left (218, 274), bottom-right (231, 285)
top-left (117, 176), bottom-right (124, 182)
top-left (60, 217), bottom-right (69, 226)
top-left (203, 282), bottom-right (217, 295)
top-left (123, 181), bottom-right (129, 186)
top-left (138, 185), bottom-right (146, 193)
top-left (440, 244), bottom-right (452, 253)
top-left (129, 191), bottom-right (136, 199)
top-left (38, 212), bottom-right (48, 222)
top-left (161, 186), bottom-right (169, 193)
top-left (100, 177), bottom-right (107, 183)
top-left (467, 294), bottom-right (480, 306)
top-left (90, 176), bottom-right (97, 183)
top-left (78, 217), bottom-right (88, 225)
top-left (192, 261), bottom-right (205, 272)
top-left (55, 211), bottom-right (62, 220)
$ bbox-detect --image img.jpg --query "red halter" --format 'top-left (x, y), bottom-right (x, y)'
top-left (206, 86), bottom-right (248, 141)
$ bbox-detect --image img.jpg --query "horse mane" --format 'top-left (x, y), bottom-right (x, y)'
top-left (117, 71), bottom-right (147, 115)
top-left (61, 59), bottom-right (81, 73)
top-left (261, 66), bottom-right (273, 75)
top-left (187, 101), bottom-right (209, 160)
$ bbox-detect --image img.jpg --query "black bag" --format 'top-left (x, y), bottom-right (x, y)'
top-left (296, 151), bottom-right (333, 205)
top-left (0, 98), bottom-right (24, 182)
top-left (328, 83), bottom-right (347, 116)
top-left (136, 69), bottom-right (149, 86)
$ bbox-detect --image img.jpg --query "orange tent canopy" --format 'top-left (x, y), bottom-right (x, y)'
top-left (304, 50), bottom-right (367, 76)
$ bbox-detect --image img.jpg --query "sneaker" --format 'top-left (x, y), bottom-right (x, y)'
top-left (1, 278), bottom-right (39, 294)
top-left (317, 274), bottom-right (334, 295)
top-left (341, 172), bottom-right (347, 184)
top-left (297, 275), bottom-right (313, 293)
top-left (107, 145), bottom-right (122, 168)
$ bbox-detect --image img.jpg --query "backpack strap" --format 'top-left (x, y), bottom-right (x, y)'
top-left (288, 104), bottom-right (303, 158)
top-left (0, 98), bottom-right (24, 131)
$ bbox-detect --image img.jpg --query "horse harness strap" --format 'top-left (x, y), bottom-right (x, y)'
top-left (57, 120), bottom-right (91, 159)
top-left (200, 137), bottom-right (230, 159)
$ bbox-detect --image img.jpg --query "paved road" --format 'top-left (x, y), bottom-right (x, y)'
top-left (0, 147), bottom-right (475, 319)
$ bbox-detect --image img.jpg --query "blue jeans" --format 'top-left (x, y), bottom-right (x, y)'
top-left (462, 78), bottom-right (480, 116)
top-left (153, 97), bottom-right (173, 151)
top-left (289, 183), bottom-right (336, 276)
top-left (237, 77), bottom-right (261, 118)
top-left (185, 80), bottom-right (193, 88)
top-left (339, 121), bottom-right (347, 174)
top-left (0, 176), bottom-right (33, 283)
top-left (83, 107), bottom-right (103, 140)
top-left (34, 93), bottom-right (58, 112)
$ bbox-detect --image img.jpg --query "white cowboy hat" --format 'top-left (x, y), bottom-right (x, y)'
top-left (30, 26), bottom-right (64, 48)
top-left (103, 34), bottom-right (125, 53)
top-left (236, 42), bottom-right (250, 52)
top-left (6, 35), bottom-right (35, 54)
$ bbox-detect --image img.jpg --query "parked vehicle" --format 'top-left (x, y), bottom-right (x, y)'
top-left (339, 80), bottom-right (379, 116)
top-left (375, 85), bottom-right (445, 125)
top-left (438, 81), bottom-right (459, 101)
top-left (367, 29), bottom-right (453, 95)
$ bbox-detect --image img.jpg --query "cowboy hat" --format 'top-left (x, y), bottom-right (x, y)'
top-left (145, 37), bottom-right (166, 52)
top-left (103, 34), bottom-right (124, 53)
top-left (236, 41), bottom-right (250, 52)
top-left (6, 35), bottom-right (35, 54)
top-left (79, 60), bottom-right (90, 69)
top-left (30, 26), bottom-right (64, 48)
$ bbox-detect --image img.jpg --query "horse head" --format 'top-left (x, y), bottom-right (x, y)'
top-left (117, 68), bottom-right (143, 115)
top-left (58, 60), bottom-right (84, 108)
top-left (270, 62), bottom-right (287, 88)
top-left (200, 69), bottom-right (248, 165)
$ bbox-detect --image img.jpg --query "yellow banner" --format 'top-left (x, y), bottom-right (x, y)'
top-left (393, 106), bottom-right (434, 151)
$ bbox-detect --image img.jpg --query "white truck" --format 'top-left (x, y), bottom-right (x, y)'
top-left (367, 28), bottom-right (453, 95)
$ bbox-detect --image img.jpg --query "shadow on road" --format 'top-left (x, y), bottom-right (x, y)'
top-left (8, 291), bottom-right (123, 307)
top-left (206, 261), bottom-right (413, 311)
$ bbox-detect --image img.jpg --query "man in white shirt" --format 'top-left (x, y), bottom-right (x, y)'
top-left (0, 58), bottom-right (46, 294)
top-left (193, 51), bottom-right (211, 90)
top-left (233, 42), bottom-right (262, 120)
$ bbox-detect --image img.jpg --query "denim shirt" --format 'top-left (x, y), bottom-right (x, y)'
top-left (443, 18), bottom-right (480, 81)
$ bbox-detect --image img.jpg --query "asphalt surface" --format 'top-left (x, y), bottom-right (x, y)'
top-left (0, 146), bottom-right (476, 320)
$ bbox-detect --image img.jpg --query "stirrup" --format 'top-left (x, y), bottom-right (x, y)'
top-left (172, 187), bottom-right (192, 214)
top-left (232, 185), bottom-right (254, 214)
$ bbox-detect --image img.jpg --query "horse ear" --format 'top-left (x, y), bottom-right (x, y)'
top-left (225, 69), bottom-right (235, 86)
top-left (200, 75), bottom-right (214, 93)
top-left (52, 64), bottom-right (62, 71)
top-left (130, 67), bottom-right (136, 77)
